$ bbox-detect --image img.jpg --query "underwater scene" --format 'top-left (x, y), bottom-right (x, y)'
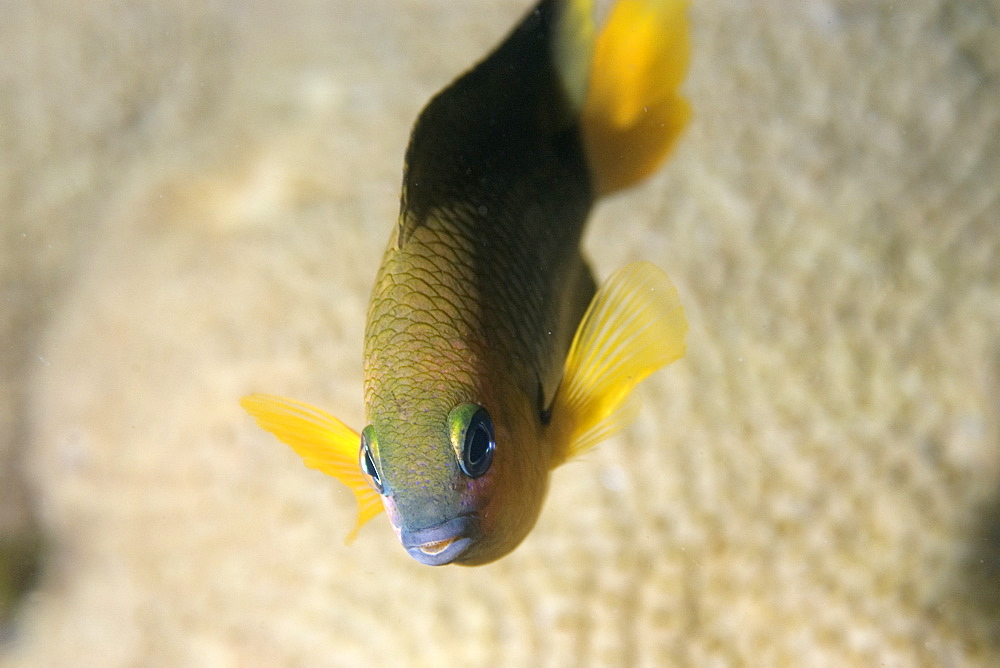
top-left (2, 0), bottom-right (998, 664)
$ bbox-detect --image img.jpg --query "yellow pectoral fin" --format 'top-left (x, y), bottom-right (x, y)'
top-left (549, 262), bottom-right (687, 466)
top-left (240, 393), bottom-right (383, 543)
top-left (582, 0), bottom-right (692, 195)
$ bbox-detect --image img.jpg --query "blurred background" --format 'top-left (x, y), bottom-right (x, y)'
top-left (2, 0), bottom-right (998, 664)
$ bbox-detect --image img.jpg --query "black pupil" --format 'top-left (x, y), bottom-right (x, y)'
top-left (467, 424), bottom-right (490, 466)
top-left (462, 409), bottom-right (494, 477)
top-left (361, 443), bottom-right (381, 490)
top-left (363, 448), bottom-right (377, 480)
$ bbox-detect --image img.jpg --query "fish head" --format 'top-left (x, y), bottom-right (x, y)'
top-left (359, 394), bottom-right (547, 566)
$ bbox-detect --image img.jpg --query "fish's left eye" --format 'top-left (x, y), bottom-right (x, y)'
top-left (448, 404), bottom-right (495, 478)
top-left (359, 426), bottom-right (384, 494)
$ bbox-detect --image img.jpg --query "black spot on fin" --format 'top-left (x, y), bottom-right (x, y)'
top-left (538, 376), bottom-right (553, 426)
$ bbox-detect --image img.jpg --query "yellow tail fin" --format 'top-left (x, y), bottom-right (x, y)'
top-left (581, 0), bottom-right (691, 195)
top-left (549, 262), bottom-right (687, 465)
top-left (240, 394), bottom-right (383, 543)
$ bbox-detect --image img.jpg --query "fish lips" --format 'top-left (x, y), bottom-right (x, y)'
top-left (400, 515), bottom-right (480, 566)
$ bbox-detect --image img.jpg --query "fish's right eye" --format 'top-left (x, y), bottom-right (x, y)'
top-left (359, 426), bottom-right (384, 494)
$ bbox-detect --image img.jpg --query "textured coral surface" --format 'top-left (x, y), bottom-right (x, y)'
top-left (2, 0), bottom-right (999, 664)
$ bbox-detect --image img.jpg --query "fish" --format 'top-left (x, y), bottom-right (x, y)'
top-left (241, 0), bottom-right (691, 566)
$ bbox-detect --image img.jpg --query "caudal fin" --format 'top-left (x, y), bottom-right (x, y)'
top-left (557, 0), bottom-right (691, 196)
top-left (548, 262), bottom-right (687, 466)
top-left (240, 394), bottom-right (382, 543)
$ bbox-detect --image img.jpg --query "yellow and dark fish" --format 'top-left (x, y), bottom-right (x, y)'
top-left (242, 0), bottom-right (691, 566)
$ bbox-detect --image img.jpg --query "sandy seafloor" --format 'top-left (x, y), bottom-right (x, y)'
top-left (1, 0), bottom-right (999, 664)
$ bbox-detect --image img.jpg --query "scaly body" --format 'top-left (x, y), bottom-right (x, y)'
top-left (243, 0), bottom-right (691, 565)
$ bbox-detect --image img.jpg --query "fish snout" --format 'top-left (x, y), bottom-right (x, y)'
top-left (400, 515), bottom-right (479, 566)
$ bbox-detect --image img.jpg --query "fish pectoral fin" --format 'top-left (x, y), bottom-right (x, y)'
top-left (548, 262), bottom-right (687, 466)
top-left (581, 0), bottom-right (691, 196)
top-left (240, 393), bottom-right (382, 543)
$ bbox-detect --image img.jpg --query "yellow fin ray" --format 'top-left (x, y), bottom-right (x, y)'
top-left (549, 261), bottom-right (687, 465)
top-left (240, 393), bottom-right (382, 543)
top-left (581, 0), bottom-right (691, 195)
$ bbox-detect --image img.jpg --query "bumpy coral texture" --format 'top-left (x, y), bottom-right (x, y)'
top-left (1, 0), bottom-right (998, 663)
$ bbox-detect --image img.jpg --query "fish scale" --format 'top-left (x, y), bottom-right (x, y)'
top-left (242, 0), bottom-right (691, 565)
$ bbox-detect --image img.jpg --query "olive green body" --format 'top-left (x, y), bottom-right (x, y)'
top-left (363, 0), bottom-right (595, 564)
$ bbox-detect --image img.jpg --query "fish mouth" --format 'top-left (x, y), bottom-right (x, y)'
top-left (401, 515), bottom-right (479, 566)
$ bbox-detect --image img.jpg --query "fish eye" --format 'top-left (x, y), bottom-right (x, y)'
top-left (359, 426), bottom-right (384, 494)
top-left (448, 404), bottom-right (495, 478)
